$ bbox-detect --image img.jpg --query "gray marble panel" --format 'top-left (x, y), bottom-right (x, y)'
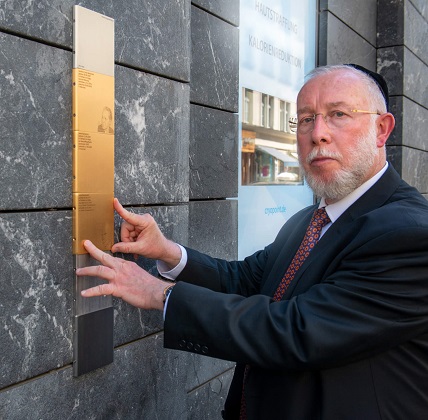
top-left (188, 200), bottom-right (238, 260)
top-left (387, 96), bottom-right (403, 146)
top-left (0, 0), bottom-right (190, 81)
top-left (377, 0), bottom-right (405, 47)
top-left (114, 66), bottom-right (190, 206)
top-left (190, 104), bottom-right (238, 200)
top-left (190, 6), bottom-right (239, 112)
top-left (112, 0), bottom-right (191, 81)
top-left (0, 210), bottom-right (73, 389)
top-left (318, 11), bottom-right (376, 68)
top-left (401, 147), bottom-right (428, 194)
top-left (187, 368), bottom-right (234, 420)
top-left (378, 46), bottom-right (428, 108)
top-left (404, 0), bottom-right (428, 64)
top-left (377, 46), bottom-right (404, 96)
top-left (0, 336), bottom-right (182, 419)
top-left (0, 33), bottom-right (72, 211)
top-left (401, 97), bottom-right (428, 151)
top-left (192, 0), bottom-right (240, 26)
top-left (320, 0), bottom-right (377, 46)
top-left (403, 48), bottom-right (428, 109)
top-left (112, 204), bottom-right (189, 347)
top-left (410, 0), bottom-right (428, 20)
top-left (387, 146), bottom-right (428, 193)
top-left (0, 0), bottom-right (72, 45)
top-left (387, 145), bottom-right (403, 174)
top-left (183, 352), bottom-right (234, 391)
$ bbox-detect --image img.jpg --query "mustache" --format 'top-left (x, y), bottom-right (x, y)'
top-left (304, 148), bottom-right (343, 164)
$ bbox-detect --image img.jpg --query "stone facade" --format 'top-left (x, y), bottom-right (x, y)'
top-left (1, 1), bottom-right (427, 419)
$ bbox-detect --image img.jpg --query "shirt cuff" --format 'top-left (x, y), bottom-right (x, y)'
top-left (156, 244), bottom-right (187, 281)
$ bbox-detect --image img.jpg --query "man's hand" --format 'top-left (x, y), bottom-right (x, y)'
top-left (111, 198), bottom-right (182, 269)
top-left (76, 240), bottom-right (170, 310)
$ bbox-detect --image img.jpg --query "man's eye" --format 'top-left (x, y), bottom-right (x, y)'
top-left (300, 116), bottom-right (314, 125)
top-left (332, 110), bottom-right (346, 118)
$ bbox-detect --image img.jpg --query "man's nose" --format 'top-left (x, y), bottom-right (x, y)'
top-left (311, 114), bottom-right (332, 145)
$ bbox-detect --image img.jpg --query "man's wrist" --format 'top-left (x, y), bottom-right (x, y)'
top-left (162, 241), bottom-right (182, 269)
top-left (157, 245), bottom-right (187, 281)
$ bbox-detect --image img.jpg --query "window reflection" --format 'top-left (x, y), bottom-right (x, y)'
top-left (241, 87), bottom-right (302, 186)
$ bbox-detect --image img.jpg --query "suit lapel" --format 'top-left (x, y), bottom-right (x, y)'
top-left (260, 205), bottom-right (317, 297)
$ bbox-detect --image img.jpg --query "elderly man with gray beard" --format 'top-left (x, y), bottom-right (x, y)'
top-left (77, 64), bottom-right (428, 420)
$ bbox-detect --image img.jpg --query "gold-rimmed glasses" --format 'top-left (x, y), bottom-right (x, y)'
top-left (289, 109), bottom-right (382, 134)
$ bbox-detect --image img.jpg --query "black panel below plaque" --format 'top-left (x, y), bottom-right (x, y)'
top-left (74, 307), bottom-right (114, 376)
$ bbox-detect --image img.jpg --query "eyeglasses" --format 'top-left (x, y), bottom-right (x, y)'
top-left (289, 109), bottom-right (381, 134)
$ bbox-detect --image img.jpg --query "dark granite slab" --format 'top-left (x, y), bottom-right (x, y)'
top-left (188, 200), bottom-right (238, 260)
top-left (190, 6), bottom-right (239, 112)
top-left (114, 66), bottom-right (190, 206)
top-left (0, 210), bottom-right (73, 389)
top-left (192, 0), bottom-right (239, 26)
top-left (321, 0), bottom-right (377, 46)
top-left (319, 11), bottom-right (376, 68)
top-left (190, 104), bottom-right (238, 200)
top-left (0, 33), bottom-right (72, 210)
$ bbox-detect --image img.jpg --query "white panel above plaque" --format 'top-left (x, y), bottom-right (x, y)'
top-left (73, 5), bottom-right (115, 77)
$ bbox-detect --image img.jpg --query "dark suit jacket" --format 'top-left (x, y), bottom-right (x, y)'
top-left (164, 165), bottom-right (428, 419)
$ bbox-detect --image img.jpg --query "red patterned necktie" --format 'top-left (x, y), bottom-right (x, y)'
top-left (273, 207), bottom-right (331, 301)
top-left (239, 207), bottom-right (330, 419)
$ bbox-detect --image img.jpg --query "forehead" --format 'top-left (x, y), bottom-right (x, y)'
top-left (297, 70), bottom-right (368, 111)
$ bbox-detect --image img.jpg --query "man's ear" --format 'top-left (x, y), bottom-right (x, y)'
top-left (376, 113), bottom-right (395, 147)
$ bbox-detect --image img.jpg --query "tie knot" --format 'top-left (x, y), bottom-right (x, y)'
top-left (312, 207), bottom-right (331, 228)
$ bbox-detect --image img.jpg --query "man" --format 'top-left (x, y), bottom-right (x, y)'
top-left (98, 106), bottom-right (114, 134)
top-left (77, 65), bottom-right (428, 419)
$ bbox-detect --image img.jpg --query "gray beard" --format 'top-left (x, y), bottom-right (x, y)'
top-left (300, 126), bottom-right (378, 202)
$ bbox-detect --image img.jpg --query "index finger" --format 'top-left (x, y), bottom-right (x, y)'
top-left (113, 198), bottom-right (141, 226)
top-left (82, 240), bottom-right (117, 268)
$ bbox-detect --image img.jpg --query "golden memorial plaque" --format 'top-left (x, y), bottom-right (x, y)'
top-left (73, 131), bottom-right (114, 194)
top-left (72, 69), bottom-right (115, 134)
top-left (73, 192), bottom-right (114, 255)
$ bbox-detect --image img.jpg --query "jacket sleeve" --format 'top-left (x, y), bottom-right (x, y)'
top-left (175, 246), bottom-right (269, 296)
top-left (174, 205), bottom-right (315, 297)
top-left (164, 224), bottom-right (428, 371)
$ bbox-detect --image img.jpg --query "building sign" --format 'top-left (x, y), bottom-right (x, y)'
top-left (238, 0), bottom-right (317, 258)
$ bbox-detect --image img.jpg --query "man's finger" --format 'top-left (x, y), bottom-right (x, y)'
top-left (75, 263), bottom-right (113, 281)
top-left (81, 282), bottom-right (114, 298)
top-left (82, 240), bottom-right (117, 268)
top-left (114, 198), bottom-right (142, 226)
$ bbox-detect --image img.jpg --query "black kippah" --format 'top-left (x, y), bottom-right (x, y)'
top-left (345, 64), bottom-right (389, 111)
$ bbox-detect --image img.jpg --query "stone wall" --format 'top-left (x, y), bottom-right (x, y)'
top-left (378, 0), bottom-right (428, 199)
top-left (319, 0), bottom-right (428, 199)
top-left (0, 1), bottom-right (239, 418)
